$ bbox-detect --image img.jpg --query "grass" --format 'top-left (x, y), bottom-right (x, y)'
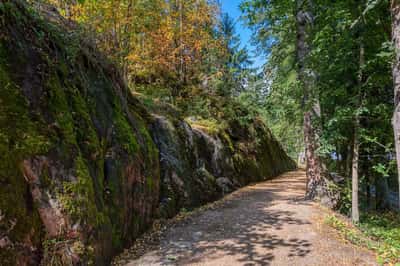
top-left (325, 212), bottom-right (400, 265)
top-left (185, 117), bottom-right (227, 136)
top-left (359, 212), bottom-right (400, 265)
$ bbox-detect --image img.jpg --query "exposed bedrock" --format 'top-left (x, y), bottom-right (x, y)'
top-left (0, 1), bottom-right (296, 265)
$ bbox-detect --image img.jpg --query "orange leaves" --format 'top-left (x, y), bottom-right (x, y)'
top-left (44, 0), bottom-right (224, 86)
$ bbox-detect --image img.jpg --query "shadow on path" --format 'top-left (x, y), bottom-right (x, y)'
top-left (147, 172), bottom-right (313, 265)
top-left (123, 170), bottom-right (376, 266)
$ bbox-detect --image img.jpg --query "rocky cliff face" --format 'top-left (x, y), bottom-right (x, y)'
top-left (0, 2), bottom-right (295, 265)
top-left (151, 114), bottom-right (296, 219)
top-left (0, 2), bottom-right (159, 265)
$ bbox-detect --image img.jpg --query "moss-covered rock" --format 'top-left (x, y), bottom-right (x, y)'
top-left (0, 1), bottom-right (159, 265)
top-left (150, 111), bottom-right (296, 220)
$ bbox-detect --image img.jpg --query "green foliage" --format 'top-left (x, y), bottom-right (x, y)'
top-left (213, 12), bottom-right (253, 96)
top-left (240, 0), bottom-right (303, 159)
top-left (241, 0), bottom-right (396, 213)
top-left (326, 213), bottom-right (400, 265)
top-left (338, 185), bottom-right (352, 215)
top-left (5, 0), bottom-right (399, 263)
top-left (359, 212), bottom-right (400, 264)
top-left (325, 215), bottom-right (371, 246)
top-left (373, 163), bottom-right (391, 178)
top-left (186, 118), bottom-right (226, 136)
top-left (42, 237), bottom-right (95, 266)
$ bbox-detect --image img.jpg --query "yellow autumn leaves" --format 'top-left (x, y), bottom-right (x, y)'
top-left (43, 0), bottom-right (226, 87)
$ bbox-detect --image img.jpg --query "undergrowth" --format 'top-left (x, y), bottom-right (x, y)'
top-left (325, 214), bottom-right (400, 265)
top-left (185, 117), bottom-right (227, 136)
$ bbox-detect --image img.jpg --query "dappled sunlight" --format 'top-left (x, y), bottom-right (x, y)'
top-left (125, 170), bottom-right (376, 266)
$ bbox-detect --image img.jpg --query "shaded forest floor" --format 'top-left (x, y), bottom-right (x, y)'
top-left (113, 170), bottom-right (377, 265)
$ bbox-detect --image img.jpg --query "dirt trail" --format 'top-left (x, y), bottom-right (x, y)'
top-left (120, 170), bottom-right (377, 266)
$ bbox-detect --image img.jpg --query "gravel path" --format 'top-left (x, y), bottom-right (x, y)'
top-left (119, 170), bottom-right (377, 266)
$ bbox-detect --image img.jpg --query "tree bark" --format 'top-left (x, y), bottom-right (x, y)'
top-left (352, 42), bottom-right (364, 223)
top-left (303, 111), bottom-right (323, 199)
top-left (179, 0), bottom-right (184, 84)
top-left (296, 0), bottom-right (324, 199)
top-left (366, 177), bottom-right (371, 210)
top-left (345, 142), bottom-right (353, 189)
top-left (375, 176), bottom-right (391, 211)
top-left (351, 118), bottom-right (360, 223)
top-left (391, 0), bottom-right (400, 210)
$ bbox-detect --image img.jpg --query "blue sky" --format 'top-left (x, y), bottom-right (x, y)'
top-left (220, 0), bottom-right (266, 69)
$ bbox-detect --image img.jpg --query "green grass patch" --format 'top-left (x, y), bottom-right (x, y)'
top-left (359, 212), bottom-right (400, 265)
top-left (325, 214), bottom-right (400, 265)
top-left (186, 118), bottom-right (227, 136)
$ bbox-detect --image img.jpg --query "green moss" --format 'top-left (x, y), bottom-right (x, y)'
top-left (233, 152), bottom-right (262, 183)
top-left (111, 227), bottom-right (123, 250)
top-left (58, 156), bottom-right (101, 226)
top-left (69, 86), bottom-right (101, 158)
top-left (42, 237), bottom-right (95, 266)
top-left (221, 131), bottom-right (234, 153)
top-left (146, 176), bottom-right (154, 190)
top-left (1, 3), bottom-right (164, 264)
top-left (0, 44), bottom-right (49, 263)
top-left (113, 107), bottom-right (139, 155)
top-left (44, 69), bottom-right (107, 228)
top-left (40, 166), bottom-right (53, 189)
top-left (0, 57), bottom-right (50, 156)
top-left (136, 114), bottom-right (159, 166)
top-left (74, 108), bottom-right (101, 147)
top-left (186, 118), bottom-right (226, 136)
top-left (45, 74), bottom-right (78, 152)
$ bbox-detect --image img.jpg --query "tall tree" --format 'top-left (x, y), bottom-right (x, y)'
top-left (392, 0), bottom-right (400, 210)
top-left (216, 13), bottom-right (252, 96)
top-left (351, 2), bottom-right (367, 223)
top-left (352, 42), bottom-right (365, 223)
top-left (296, 0), bottom-right (325, 199)
top-left (241, 0), bottom-right (305, 162)
top-left (242, 0), bottom-right (394, 213)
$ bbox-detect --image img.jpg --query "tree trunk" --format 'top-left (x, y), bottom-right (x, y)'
top-left (296, 0), bottom-right (324, 199)
top-left (366, 178), bottom-right (371, 210)
top-left (351, 119), bottom-right (360, 223)
top-left (391, 0), bottom-right (400, 210)
top-left (352, 42), bottom-right (364, 223)
top-left (375, 176), bottom-right (391, 211)
top-left (345, 142), bottom-right (353, 189)
top-left (179, 0), bottom-right (184, 84)
top-left (382, 177), bottom-right (391, 210)
top-left (303, 111), bottom-right (323, 199)
top-left (122, 0), bottom-right (134, 83)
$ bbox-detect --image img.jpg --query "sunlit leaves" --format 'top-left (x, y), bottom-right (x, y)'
top-left (43, 0), bottom-right (224, 88)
